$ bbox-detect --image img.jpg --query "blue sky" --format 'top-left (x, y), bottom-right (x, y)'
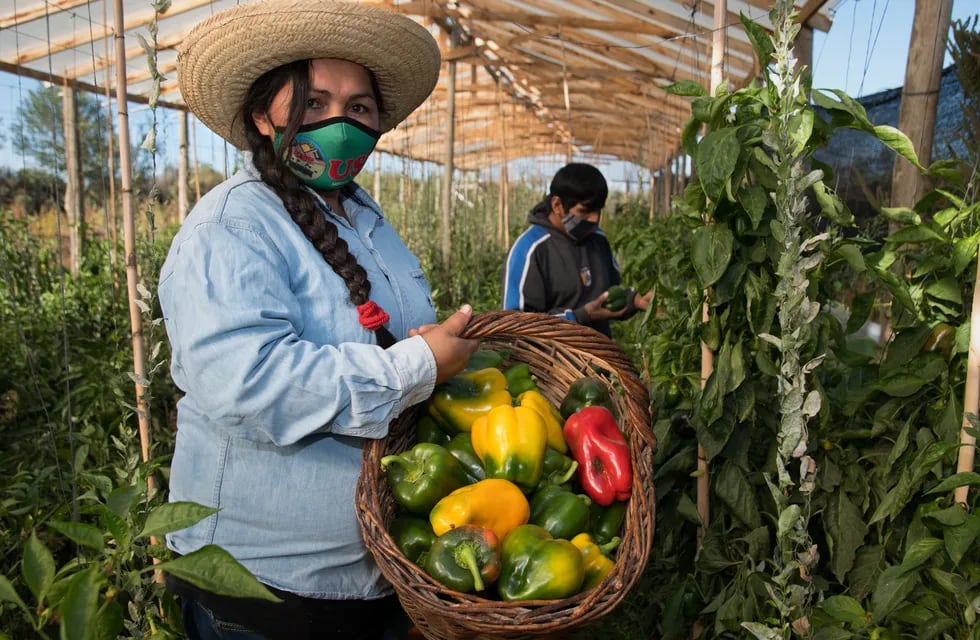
top-left (0, 0), bottom-right (976, 175)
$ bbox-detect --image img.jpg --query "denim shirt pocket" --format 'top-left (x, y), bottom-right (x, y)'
top-left (405, 267), bottom-right (436, 324)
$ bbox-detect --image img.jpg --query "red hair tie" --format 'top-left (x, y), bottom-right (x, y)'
top-left (357, 300), bottom-right (390, 331)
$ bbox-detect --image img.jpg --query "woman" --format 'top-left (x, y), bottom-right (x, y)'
top-left (158, 2), bottom-right (477, 638)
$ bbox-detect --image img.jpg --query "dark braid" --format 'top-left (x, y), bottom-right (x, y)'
top-left (240, 61), bottom-right (396, 348)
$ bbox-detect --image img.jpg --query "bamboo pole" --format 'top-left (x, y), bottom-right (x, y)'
top-left (696, 0), bottom-right (728, 549)
top-left (439, 27), bottom-right (458, 268)
top-left (111, 0), bottom-right (153, 496)
top-left (177, 111), bottom-right (189, 223)
top-left (62, 81), bottom-right (83, 276)
top-left (956, 257), bottom-right (980, 507)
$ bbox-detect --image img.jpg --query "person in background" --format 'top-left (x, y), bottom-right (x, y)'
top-left (158, 1), bottom-right (477, 638)
top-left (502, 162), bottom-right (653, 336)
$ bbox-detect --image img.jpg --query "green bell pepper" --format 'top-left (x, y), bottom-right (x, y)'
top-left (445, 432), bottom-right (486, 483)
top-left (559, 377), bottom-right (615, 419)
top-left (415, 414), bottom-right (450, 446)
top-left (601, 285), bottom-right (628, 311)
top-left (589, 500), bottom-right (627, 546)
top-left (498, 524), bottom-right (584, 601)
top-left (389, 515), bottom-right (436, 566)
top-left (465, 348), bottom-right (506, 371)
top-left (427, 367), bottom-right (512, 434)
top-left (503, 362), bottom-right (537, 397)
top-left (528, 484), bottom-right (591, 540)
top-left (424, 524), bottom-right (501, 593)
top-left (537, 447), bottom-right (578, 490)
top-left (380, 443), bottom-right (470, 516)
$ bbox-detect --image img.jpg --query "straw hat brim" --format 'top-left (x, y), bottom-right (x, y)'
top-left (177, 0), bottom-right (441, 150)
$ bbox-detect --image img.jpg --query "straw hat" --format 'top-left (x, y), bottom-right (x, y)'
top-left (177, 0), bottom-right (441, 150)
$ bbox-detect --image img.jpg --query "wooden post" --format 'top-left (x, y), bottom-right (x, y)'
top-left (890, 0), bottom-right (953, 208)
top-left (373, 152), bottom-right (382, 203)
top-left (111, 0), bottom-right (153, 506)
top-left (177, 111), bottom-right (190, 223)
top-left (662, 154), bottom-right (672, 214)
top-left (62, 81), bottom-right (84, 277)
top-left (648, 168), bottom-right (656, 222)
top-left (440, 28), bottom-right (458, 268)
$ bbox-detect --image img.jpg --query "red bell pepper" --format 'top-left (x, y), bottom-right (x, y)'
top-left (562, 406), bottom-right (632, 506)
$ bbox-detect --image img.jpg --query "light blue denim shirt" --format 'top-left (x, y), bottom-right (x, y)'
top-left (159, 155), bottom-right (437, 600)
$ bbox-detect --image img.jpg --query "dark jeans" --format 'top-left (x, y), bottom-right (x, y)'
top-left (179, 593), bottom-right (412, 640)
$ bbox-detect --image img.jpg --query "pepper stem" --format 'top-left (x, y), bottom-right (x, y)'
top-left (455, 542), bottom-right (485, 592)
top-left (380, 455), bottom-right (418, 475)
top-left (599, 536), bottom-right (621, 555)
top-left (555, 460), bottom-right (579, 485)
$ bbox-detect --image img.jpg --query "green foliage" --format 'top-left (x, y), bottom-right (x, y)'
top-left (600, 5), bottom-right (980, 640)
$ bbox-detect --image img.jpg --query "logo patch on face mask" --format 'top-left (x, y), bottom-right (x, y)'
top-left (287, 141), bottom-right (325, 180)
top-left (275, 116), bottom-right (380, 190)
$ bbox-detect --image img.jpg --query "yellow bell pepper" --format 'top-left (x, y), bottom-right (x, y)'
top-left (427, 367), bottom-right (512, 434)
top-left (471, 404), bottom-right (548, 491)
top-left (516, 389), bottom-right (567, 453)
top-left (570, 532), bottom-right (620, 590)
top-left (429, 478), bottom-right (530, 542)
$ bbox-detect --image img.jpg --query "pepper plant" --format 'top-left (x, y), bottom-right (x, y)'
top-left (604, 2), bottom-right (980, 639)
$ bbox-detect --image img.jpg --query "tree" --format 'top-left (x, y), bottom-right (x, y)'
top-left (11, 84), bottom-right (114, 205)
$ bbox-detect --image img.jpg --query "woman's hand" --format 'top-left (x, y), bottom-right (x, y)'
top-left (411, 305), bottom-right (479, 384)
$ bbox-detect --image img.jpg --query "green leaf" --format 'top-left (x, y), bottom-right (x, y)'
top-left (155, 545), bottom-right (282, 602)
top-left (139, 501), bottom-right (218, 539)
top-left (825, 489), bottom-right (868, 582)
top-left (925, 472), bottom-right (980, 495)
top-left (23, 531), bottom-right (55, 602)
top-left (48, 521), bottom-right (105, 552)
top-left (665, 80), bottom-right (707, 97)
top-left (739, 12), bottom-right (773, 65)
top-left (845, 292), bottom-right (875, 335)
top-left (922, 505), bottom-right (968, 527)
top-left (696, 128), bottom-right (740, 200)
top-left (880, 207), bottom-right (921, 225)
top-left (870, 565), bottom-right (917, 622)
top-left (885, 225), bottom-right (948, 245)
top-left (715, 461), bottom-right (761, 529)
top-left (871, 125), bottom-right (924, 170)
top-left (676, 491), bottom-right (703, 526)
top-left (787, 109), bottom-right (814, 156)
top-left (59, 566), bottom-right (101, 640)
top-left (899, 537), bottom-right (942, 573)
top-left (943, 513), bottom-right (980, 566)
top-left (812, 89), bottom-right (872, 128)
top-left (819, 594), bottom-right (868, 626)
top-left (0, 575), bottom-right (29, 612)
top-left (924, 277), bottom-right (962, 305)
top-left (94, 600), bottom-right (125, 640)
top-left (96, 506), bottom-right (132, 549)
top-left (737, 184), bottom-right (768, 229)
top-left (813, 180), bottom-right (854, 226)
top-left (106, 485), bottom-right (142, 518)
top-left (875, 371), bottom-right (928, 397)
top-left (691, 224), bottom-right (734, 288)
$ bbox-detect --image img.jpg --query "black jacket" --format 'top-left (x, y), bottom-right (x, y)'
top-left (502, 201), bottom-right (621, 336)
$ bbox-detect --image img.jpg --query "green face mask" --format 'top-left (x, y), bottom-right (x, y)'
top-left (274, 116), bottom-right (380, 190)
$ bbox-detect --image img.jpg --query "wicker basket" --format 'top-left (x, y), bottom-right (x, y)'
top-left (356, 311), bottom-right (656, 640)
